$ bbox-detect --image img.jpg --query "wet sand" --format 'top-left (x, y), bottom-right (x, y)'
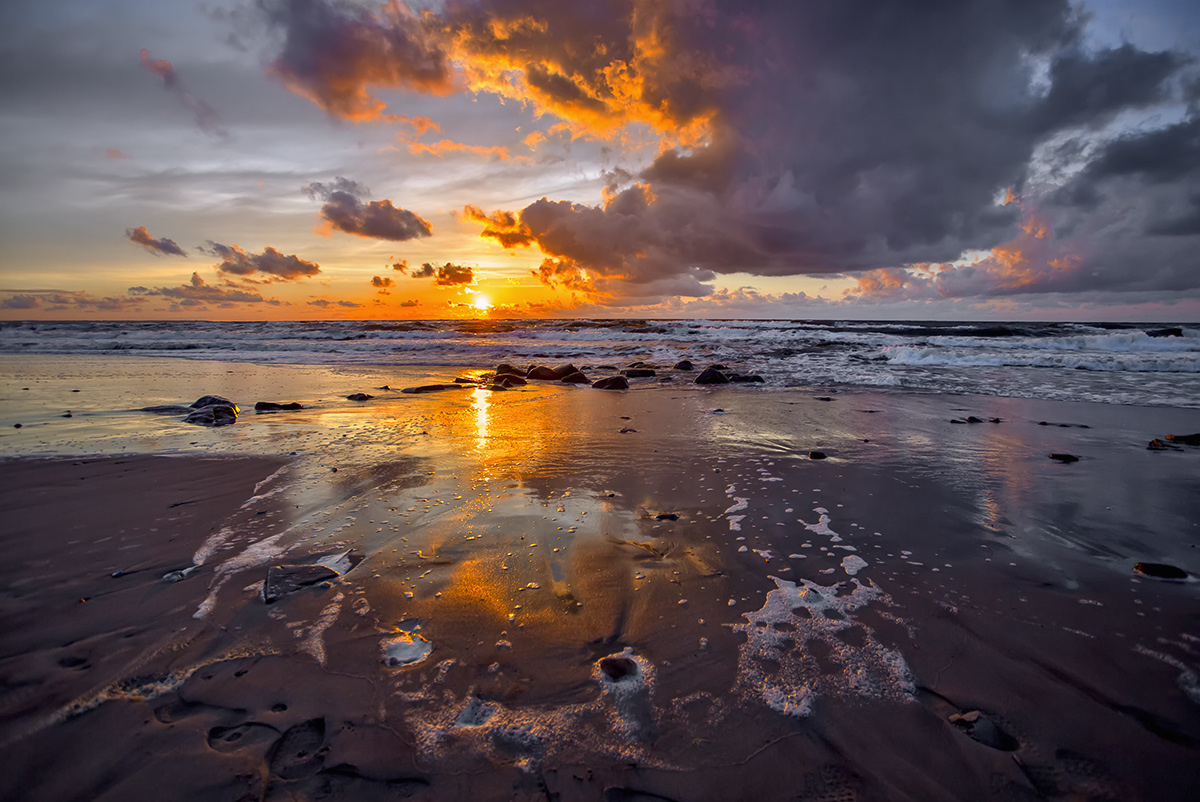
top-left (1, 355), bottom-right (1199, 800)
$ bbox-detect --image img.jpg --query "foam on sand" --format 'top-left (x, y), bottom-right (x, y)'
top-left (733, 576), bottom-right (914, 718)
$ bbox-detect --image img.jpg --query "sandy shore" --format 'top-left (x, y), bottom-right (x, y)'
top-left (1, 354), bottom-right (1199, 800)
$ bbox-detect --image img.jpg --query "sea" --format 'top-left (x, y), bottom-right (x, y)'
top-left (1, 319), bottom-right (1197, 408)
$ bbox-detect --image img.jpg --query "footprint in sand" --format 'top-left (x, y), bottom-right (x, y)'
top-left (267, 717), bottom-right (327, 780)
top-left (206, 722), bottom-right (280, 753)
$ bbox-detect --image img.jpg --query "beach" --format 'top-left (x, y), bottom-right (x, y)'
top-left (1, 353), bottom-right (1199, 800)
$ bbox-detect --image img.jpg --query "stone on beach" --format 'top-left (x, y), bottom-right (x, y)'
top-left (1165, 433), bottom-right (1200, 445)
top-left (673, 360), bottom-right (694, 371)
top-left (345, 393), bottom-right (374, 401)
top-left (401, 384), bottom-right (464, 394)
top-left (1134, 562), bottom-right (1189, 579)
top-left (1049, 453), bottom-right (1080, 463)
top-left (695, 367), bottom-right (729, 384)
top-left (526, 365), bottom-right (561, 380)
top-left (493, 375), bottom-right (527, 388)
top-left (729, 374), bottom-right (764, 383)
top-left (622, 368), bottom-right (657, 378)
top-left (190, 395), bottom-right (234, 409)
top-left (592, 376), bottom-right (629, 390)
top-left (1147, 439), bottom-right (1181, 451)
top-left (255, 401), bottom-right (303, 411)
top-left (183, 403), bottom-right (238, 427)
top-left (561, 371), bottom-right (590, 384)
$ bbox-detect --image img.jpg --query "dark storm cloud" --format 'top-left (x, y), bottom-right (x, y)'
top-left (304, 178), bottom-right (432, 241)
top-left (409, 262), bottom-right (473, 285)
top-left (200, 242), bottom-right (320, 280)
top-left (126, 225), bottom-right (186, 256)
top-left (138, 49), bottom-right (228, 137)
top-left (257, 0), bottom-right (454, 120)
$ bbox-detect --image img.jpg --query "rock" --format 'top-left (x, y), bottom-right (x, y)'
top-left (627, 361), bottom-right (650, 368)
top-left (183, 404), bottom-right (238, 427)
top-left (493, 375), bottom-right (527, 388)
top-left (496, 363), bottom-right (523, 376)
top-left (1037, 421), bottom-right (1090, 428)
top-left (1166, 433), bottom-right (1200, 446)
top-left (1134, 562), bottom-right (1188, 579)
top-left (190, 395), bottom-right (234, 409)
top-left (527, 365), bottom-right (561, 380)
top-left (1146, 327), bottom-right (1183, 338)
top-left (1148, 439), bottom-right (1182, 451)
top-left (950, 419), bottom-right (966, 424)
top-left (673, 360), bottom-right (694, 371)
top-left (592, 376), bottom-right (629, 390)
top-left (695, 368), bottom-right (728, 385)
top-left (814, 396), bottom-right (833, 401)
top-left (400, 384), bottom-right (464, 394)
top-left (596, 364), bottom-right (619, 370)
top-left (561, 371), bottom-right (590, 384)
top-left (554, 363), bottom-right (579, 377)
top-left (255, 401), bottom-right (303, 412)
top-left (619, 427), bottom-right (637, 434)
top-left (262, 564), bottom-right (339, 603)
top-left (809, 451), bottom-right (826, 459)
top-left (710, 364), bottom-right (730, 371)
top-left (1048, 453), bottom-right (1079, 463)
top-left (346, 393), bottom-right (374, 401)
top-left (655, 513), bottom-right (679, 521)
top-left (622, 368), bottom-right (656, 378)
top-left (729, 374), bottom-right (764, 383)
top-left (966, 416), bottom-right (984, 423)
top-left (377, 385), bottom-right (391, 390)
top-left (454, 377), bottom-right (483, 384)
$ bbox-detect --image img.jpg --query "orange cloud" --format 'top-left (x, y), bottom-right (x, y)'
top-left (406, 138), bottom-right (512, 160)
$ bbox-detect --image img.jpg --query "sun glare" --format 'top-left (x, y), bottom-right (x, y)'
top-left (472, 294), bottom-right (492, 312)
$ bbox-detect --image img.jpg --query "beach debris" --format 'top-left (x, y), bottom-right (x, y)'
top-left (695, 367), bottom-right (729, 384)
top-left (674, 359), bottom-right (694, 370)
top-left (592, 376), bottom-right (629, 390)
top-left (1166, 433), bottom-right (1200, 446)
top-left (400, 384), bottom-right (464, 394)
top-left (730, 374), bottom-right (765, 383)
top-left (254, 401), bottom-right (303, 412)
top-left (1134, 562), bottom-right (1189, 580)
top-left (262, 564), bottom-right (338, 603)
top-left (1048, 453), bottom-right (1080, 463)
top-left (809, 451), bottom-right (827, 460)
top-left (381, 630), bottom-right (433, 667)
top-left (949, 710), bottom-right (1020, 751)
top-left (162, 565), bottom-right (199, 583)
top-left (622, 368), bottom-right (657, 378)
top-left (561, 371), bottom-right (590, 383)
top-left (345, 393), bottom-right (374, 401)
top-left (1148, 439), bottom-right (1183, 451)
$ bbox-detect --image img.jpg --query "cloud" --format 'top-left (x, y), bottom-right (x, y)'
top-left (126, 225), bottom-right (187, 257)
top-left (139, 272), bottom-right (282, 306)
top-left (259, 0), bottom-right (454, 120)
top-left (397, 299), bottom-right (419, 307)
top-left (138, 48), bottom-right (228, 136)
top-left (104, 149), bottom-right (131, 160)
top-left (308, 298), bottom-right (361, 308)
top-left (200, 242), bottom-right (320, 280)
top-left (371, 275), bottom-right (394, 288)
top-left (409, 262), bottom-right (474, 285)
top-left (0, 289), bottom-right (152, 313)
top-left (304, 177), bottom-right (432, 241)
top-left (1, 294), bottom-right (40, 310)
top-left (405, 137), bottom-right (512, 160)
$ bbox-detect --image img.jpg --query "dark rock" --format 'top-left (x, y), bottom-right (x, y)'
top-left (400, 384), bottom-right (464, 394)
top-left (619, 427), bottom-right (637, 434)
top-left (592, 376), bottom-right (629, 390)
top-left (263, 564), bottom-right (338, 603)
top-left (989, 418), bottom-right (1002, 423)
top-left (709, 364), bottom-right (730, 371)
top-left (190, 395), bottom-right (234, 409)
top-left (627, 361), bottom-right (649, 368)
top-left (729, 374), bottom-right (764, 383)
top-left (184, 404), bottom-right (238, 427)
top-left (62, 412), bottom-right (72, 418)
top-left (346, 393), bottom-right (374, 401)
top-left (554, 363), bottom-right (579, 377)
top-left (561, 371), bottom-right (590, 384)
top-left (966, 416), bottom-right (984, 423)
top-left (493, 375), bottom-right (527, 388)
top-left (673, 360), bottom-right (694, 371)
top-left (376, 385), bottom-right (391, 390)
top-left (1037, 421), bottom-right (1091, 428)
top-left (622, 368), bottom-right (656, 378)
top-left (527, 365), bottom-right (561, 380)
top-left (950, 419), bottom-right (966, 424)
top-left (1166, 433), bottom-right (1200, 446)
top-left (1148, 439), bottom-right (1182, 451)
top-left (694, 368), bottom-right (728, 385)
top-left (809, 451), bottom-right (827, 460)
top-left (496, 363), bottom-right (523, 376)
top-left (1048, 453), bottom-right (1079, 463)
top-left (12, 423), bottom-right (21, 429)
top-left (454, 377), bottom-right (483, 384)
top-left (1134, 562), bottom-right (1189, 579)
top-left (596, 364), bottom-right (619, 370)
top-left (655, 513), bottom-right (679, 521)
top-left (255, 401), bottom-right (304, 412)
top-left (1146, 327), bottom-right (1183, 338)
top-left (814, 396), bottom-right (833, 401)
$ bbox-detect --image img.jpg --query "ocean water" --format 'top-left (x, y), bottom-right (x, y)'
top-left (1, 319), bottom-right (1197, 408)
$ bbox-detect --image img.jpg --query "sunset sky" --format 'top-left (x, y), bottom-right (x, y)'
top-left (1, 0), bottom-right (1198, 320)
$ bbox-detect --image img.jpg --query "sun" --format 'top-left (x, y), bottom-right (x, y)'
top-left (471, 293), bottom-right (492, 312)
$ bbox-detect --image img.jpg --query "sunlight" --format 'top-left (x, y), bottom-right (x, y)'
top-left (471, 293), bottom-right (492, 312)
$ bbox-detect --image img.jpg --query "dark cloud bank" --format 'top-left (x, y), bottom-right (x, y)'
top-left (304, 177), bottom-right (432, 241)
top-left (259, 0), bottom-right (1200, 306)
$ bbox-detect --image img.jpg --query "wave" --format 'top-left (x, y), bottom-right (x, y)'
top-left (884, 346), bottom-right (1200, 373)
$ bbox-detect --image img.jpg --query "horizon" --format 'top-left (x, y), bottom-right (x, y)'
top-left (2, 0), bottom-right (1199, 322)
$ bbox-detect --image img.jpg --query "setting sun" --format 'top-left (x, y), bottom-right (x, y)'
top-left (471, 293), bottom-right (492, 312)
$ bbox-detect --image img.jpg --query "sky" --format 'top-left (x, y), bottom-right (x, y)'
top-left (1, 0), bottom-right (1198, 321)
